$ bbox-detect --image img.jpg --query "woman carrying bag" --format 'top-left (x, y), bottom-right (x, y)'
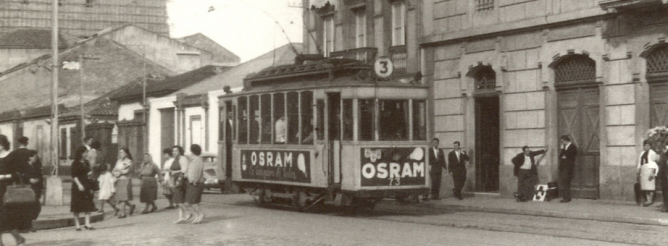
top-left (71, 147), bottom-right (97, 231)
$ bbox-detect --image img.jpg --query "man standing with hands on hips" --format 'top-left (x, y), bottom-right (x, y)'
top-left (558, 135), bottom-right (577, 203)
top-left (448, 141), bottom-right (469, 200)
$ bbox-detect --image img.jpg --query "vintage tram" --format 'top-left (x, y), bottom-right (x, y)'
top-left (217, 58), bottom-right (430, 210)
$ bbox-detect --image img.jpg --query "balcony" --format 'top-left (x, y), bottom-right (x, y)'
top-left (389, 45), bottom-right (407, 73)
top-left (330, 47), bottom-right (378, 64)
top-left (599, 0), bottom-right (668, 11)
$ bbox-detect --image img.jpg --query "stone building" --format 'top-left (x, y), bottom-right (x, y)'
top-left (0, 0), bottom-right (169, 37)
top-left (420, 0), bottom-right (668, 200)
top-left (301, 0), bottom-right (668, 201)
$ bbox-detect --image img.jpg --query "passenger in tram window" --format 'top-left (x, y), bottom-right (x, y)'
top-left (300, 121), bottom-right (314, 144)
top-left (275, 116), bottom-right (287, 143)
top-left (250, 118), bottom-right (260, 144)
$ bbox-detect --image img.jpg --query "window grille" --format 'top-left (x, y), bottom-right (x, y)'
top-left (647, 45), bottom-right (668, 74)
top-left (476, 0), bottom-right (494, 11)
top-left (554, 55), bottom-right (595, 83)
top-left (474, 67), bottom-right (496, 91)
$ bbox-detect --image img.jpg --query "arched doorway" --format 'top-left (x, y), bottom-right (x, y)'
top-left (646, 45), bottom-right (668, 127)
top-left (554, 54), bottom-right (599, 199)
top-left (470, 65), bottom-right (500, 192)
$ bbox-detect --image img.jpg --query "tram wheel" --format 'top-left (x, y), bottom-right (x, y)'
top-left (257, 188), bottom-right (270, 206)
top-left (292, 191), bottom-right (309, 211)
top-left (395, 194), bottom-right (411, 205)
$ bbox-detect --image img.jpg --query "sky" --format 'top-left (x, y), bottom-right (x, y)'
top-left (167, 0), bottom-right (304, 63)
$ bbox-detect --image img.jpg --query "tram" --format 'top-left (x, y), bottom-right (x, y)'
top-left (217, 57), bottom-right (430, 210)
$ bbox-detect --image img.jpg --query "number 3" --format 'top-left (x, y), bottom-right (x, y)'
top-left (380, 61), bottom-right (388, 74)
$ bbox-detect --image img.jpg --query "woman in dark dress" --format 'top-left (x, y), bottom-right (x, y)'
top-left (71, 146), bottom-right (97, 231)
top-left (0, 134), bottom-right (27, 245)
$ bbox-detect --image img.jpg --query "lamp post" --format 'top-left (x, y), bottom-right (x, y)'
top-left (46, 0), bottom-right (62, 206)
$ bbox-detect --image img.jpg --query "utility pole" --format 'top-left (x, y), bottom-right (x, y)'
top-left (46, 0), bottom-right (63, 206)
top-left (79, 55), bottom-right (85, 138)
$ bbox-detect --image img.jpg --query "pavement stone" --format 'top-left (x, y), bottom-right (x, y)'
top-left (34, 179), bottom-right (668, 230)
top-left (382, 193), bottom-right (668, 227)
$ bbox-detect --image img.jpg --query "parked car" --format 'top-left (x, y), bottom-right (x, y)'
top-left (202, 152), bottom-right (225, 193)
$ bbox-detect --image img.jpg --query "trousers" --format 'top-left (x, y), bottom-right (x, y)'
top-left (517, 169), bottom-right (537, 201)
top-left (558, 169), bottom-right (573, 200)
top-left (430, 171), bottom-right (442, 198)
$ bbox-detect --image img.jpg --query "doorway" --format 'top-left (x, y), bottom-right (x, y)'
top-left (558, 87), bottom-right (600, 199)
top-left (326, 92), bottom-right (341, 185)
top-left (474, 96), bottom-right (500, 192)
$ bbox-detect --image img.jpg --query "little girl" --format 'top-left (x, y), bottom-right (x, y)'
top-left (97, 163), bottom-right (119, 214)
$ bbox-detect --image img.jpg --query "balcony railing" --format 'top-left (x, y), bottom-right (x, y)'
top-left (330, 47), bottom-right (378, 64)
top-left (389, 45), bottom-right (407, 73)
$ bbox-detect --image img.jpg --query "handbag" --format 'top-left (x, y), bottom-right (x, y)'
top-left (88, 178), bottom-right (100, 192)
top-left (3, 173), bottom-right (37, 205)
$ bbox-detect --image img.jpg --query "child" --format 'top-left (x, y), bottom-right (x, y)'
top-left (97, 163), bottom-right (119, 214)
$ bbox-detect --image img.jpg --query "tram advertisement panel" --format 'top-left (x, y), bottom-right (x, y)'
top-left (360, 147), bottom-right (427, 187)
top-left (240, 150), bottom-right (311, 183)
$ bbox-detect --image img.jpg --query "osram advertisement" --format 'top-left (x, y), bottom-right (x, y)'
top-left (360, 147), bottom-right (427, 187)
top-left (240, 150), bottom-right (311, 183)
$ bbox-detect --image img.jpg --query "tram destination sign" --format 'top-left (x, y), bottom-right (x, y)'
top-left (240, 150), bottom-right (311, 183)
top-left (360, 147), bottom-right (427, 187)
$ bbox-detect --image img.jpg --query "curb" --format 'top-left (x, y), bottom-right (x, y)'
top-left (383, 201), bottom-right (668, 227)
top-left (33, 212), bottom-right (105, 230)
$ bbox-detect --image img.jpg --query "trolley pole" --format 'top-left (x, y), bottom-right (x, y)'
top-left (79, 55), bottom-right (85, 138)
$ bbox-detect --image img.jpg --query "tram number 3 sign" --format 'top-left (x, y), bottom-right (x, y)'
top-left (360, 147), bottom-right (427, 187)
top-left (373, 57), bottom-right (394, 78)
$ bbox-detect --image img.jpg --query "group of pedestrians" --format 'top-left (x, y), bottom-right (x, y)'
top-left (510, 135), bottom-right (577, 203)
top-left (635, 139), bottom-right (668, 213)
top-left (424, 138), bottom-right (470, 201)
top-left (0, 135), bottom-right (43, 246)
top-left (161, 145), bottom-right (206, 224)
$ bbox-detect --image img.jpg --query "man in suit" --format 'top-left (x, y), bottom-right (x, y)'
top-left (558, 135), bottom-right (577, 203)
top-left (424, 138), bottom-right (446, 201)
top-left (511, 146), bottom-right (547, 202)
top-left (448, 141), bottom-right (469, 200)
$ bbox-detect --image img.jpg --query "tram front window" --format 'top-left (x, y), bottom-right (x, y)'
top-left (249, 95), bottom-right (259, 144)
top-left (379, 100), bottom-right (409, 141)
top-left (261, 94), bottom-right (271, 144)
top-left (274, 93), bottom-right (285, 143)
top-left (359, 99), bottom-right (375, 141)
top-left (342, 99), bottom-right (353, 140)
top-left (300, 91), bottom-right (314, 144)
top-left (413, 100), bottom-right (427, 140)
top-left (316, 100), bottom-right (325, 140)
top-left (238, 96), bottom-right (248, 144)
top-left (287, 92), bottom-right (299, 143)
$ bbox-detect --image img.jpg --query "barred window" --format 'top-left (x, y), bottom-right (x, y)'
top-left (647, 45), bottom-right (668, 75)
top-left (554, 55), bottom-right (595, 83)
top-left (476, 0), bottom-right (494, 11)
top-left (474, 66), bottom-right (496, 91)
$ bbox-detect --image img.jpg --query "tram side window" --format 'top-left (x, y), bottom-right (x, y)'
top-left (261, 94), bottom-right (272, 144)
top-left (300, 91), bottom-right (314, 144)
top-left (219, 107), bottom-right (225, 141)
top-left (358, 99), bottom-right (375, 141)
top-left (238, 97), bottom-right (248, 144)
top-left (287, 92), bottom-right (299, 144)
top-left (249, 95), bottom-right (260, 144)
top-left (342, 99), bottom-right (353, 140)
top-left (316, 100), bottom-right (325, 140)
top-left (379, 100), bottom-right (409, 141)
top-left (274, 93), bottom-right (285, 143)
top-left (231, 106), bottom-right (236, 141)
top-left (412, 100), bottom-right (426, 140)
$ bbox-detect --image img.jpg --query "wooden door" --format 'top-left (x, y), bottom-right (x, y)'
top-left (474, 96), bottom-right (500, 192)
top-left (650, 83), bottom-right (668, 127)
top-left (160, 108), bottom-right (175, 164)
top-left (558, 87), bottom-right (600, 199)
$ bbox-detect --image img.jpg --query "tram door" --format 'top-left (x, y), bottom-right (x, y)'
top-left (326, 93), bottom-right (342, 185)
top-left (222, 101), bottom-right (233, 180)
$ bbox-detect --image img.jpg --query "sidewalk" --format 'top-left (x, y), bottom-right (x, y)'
top-left (383, 193), bottom-right (668, 227)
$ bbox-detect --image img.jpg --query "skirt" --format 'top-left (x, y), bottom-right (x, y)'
top-left (185, 183), bottom-right (204, 205)
top-left (140, 177), bottom-right (158, 203)
top-left (640, 163), bottom-right (659, 191)
top-left (114, 178), bottom-right (133, 201)
top-left (172, 177), bottom-right (187, 204)
top-left (70, 184), bottom-right (97, 213)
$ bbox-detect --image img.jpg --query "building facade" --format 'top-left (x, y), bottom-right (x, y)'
top-left (301, 0), bottom-right (668, 201)
top-left (0, 0), bottom-right (169, 37)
